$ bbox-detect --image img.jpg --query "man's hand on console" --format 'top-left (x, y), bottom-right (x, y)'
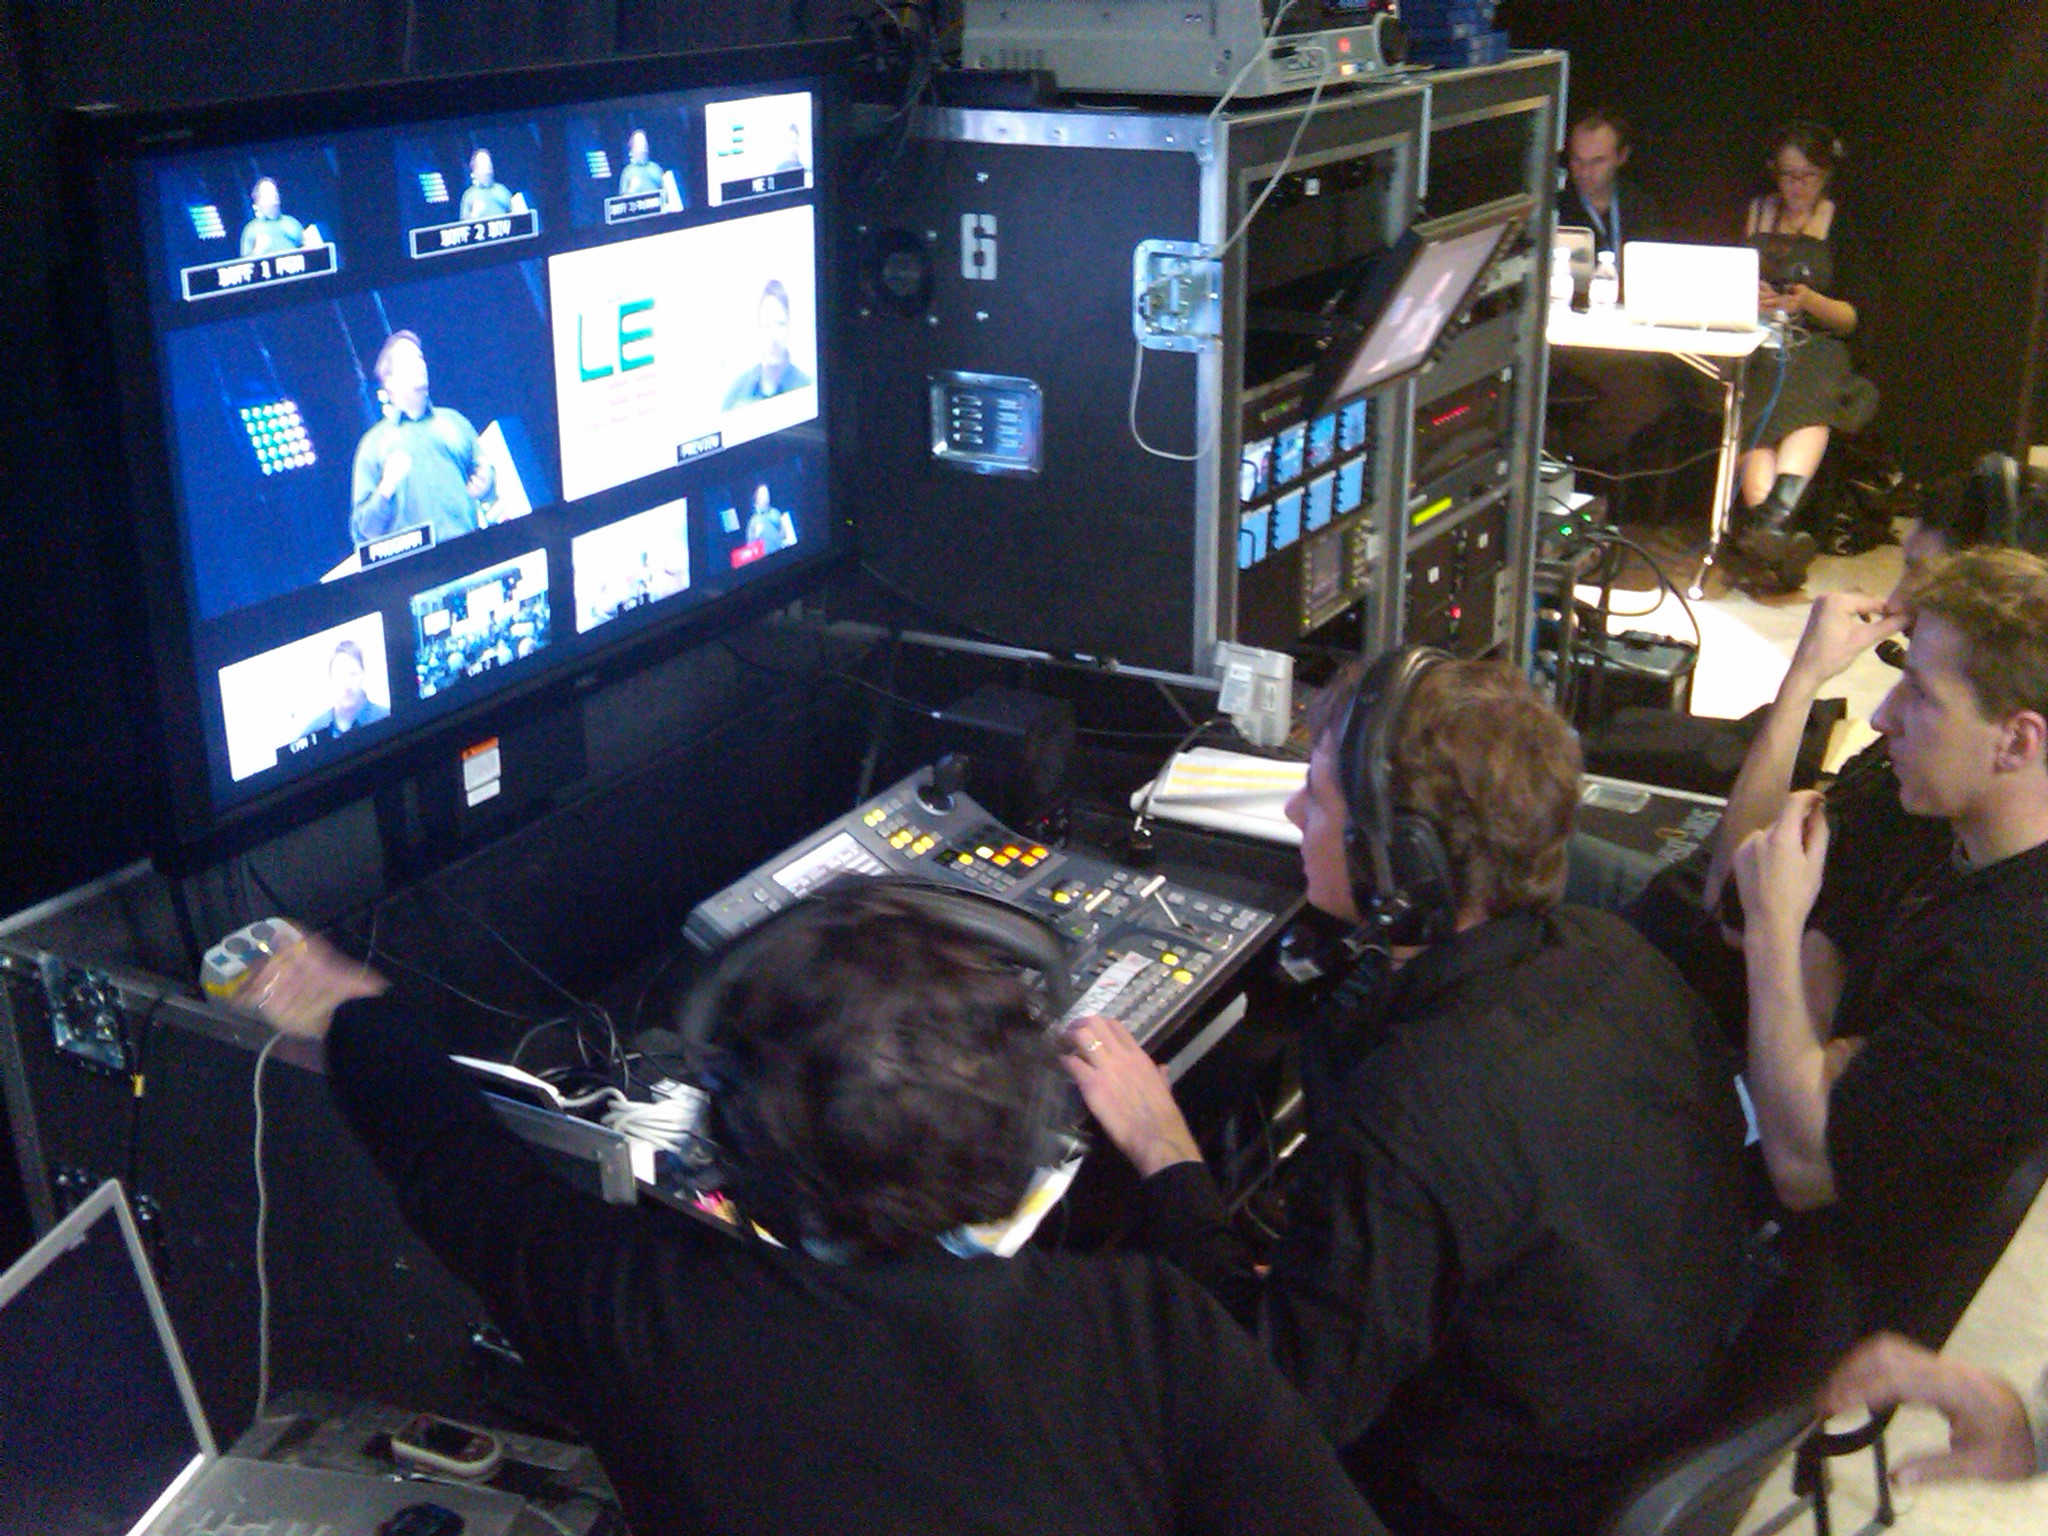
top-left (243, 932), bottom-right (389, 1042)
top-left (1784, 592), bottom-right (1905, 697)
top-left (1733, 790), bottom-right (1832, 955)
top-left (1061, 1014), bottom-right (1203, 1179)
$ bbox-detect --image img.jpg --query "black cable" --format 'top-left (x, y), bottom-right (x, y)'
top-left (1130, 715), bottom-right (1227, 851)
top-left (122, 990), bottom-right (173, 1198)
top-left (853, 631), bottom-right (907, 807)
top-left (856, 560), bottom-right (1017, 648)
top-left (1570, 444), bottom-right (1726, 485)
top-left (242, 853), bottom-right (288, 917)
top-left (1586, 527), bottom-right (1704, 662)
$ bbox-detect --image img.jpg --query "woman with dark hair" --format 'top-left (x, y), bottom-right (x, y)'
top-left (1733, 120), bottom-right (1879, 590)
top-left (245, 881), bottom-right (1385, 1536)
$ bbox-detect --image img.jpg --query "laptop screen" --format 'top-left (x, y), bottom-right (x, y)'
top-left (0, 1186), bottom-right (209, 1536)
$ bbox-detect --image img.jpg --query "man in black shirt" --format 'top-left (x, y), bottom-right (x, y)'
top-left (1067, 654), bottom-right (1747, 1536)
top-left (248, 883), bottom-right (1385, 1536)
top-left (1557, 107), bottom-right (1664, 259)
top-left (1732, 548), bottom-right (2048, 1321)
top-left (1551, 107), bottom-right (1676, 464)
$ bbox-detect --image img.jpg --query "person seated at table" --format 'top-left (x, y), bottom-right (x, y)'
top-left (1549, 107), bottom-right (1680, 469)
top-left (1557, 105), bottom-right (1665, 261)
top-left (1731, 121), bottom-right (1879, 591)
top-left (243, 882), bottom-right (1389, 1536)
top-left (1066, 650), bottom-right (1748, 1536)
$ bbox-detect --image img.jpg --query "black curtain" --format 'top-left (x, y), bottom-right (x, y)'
top-left (1502, 0), bottom-right (2048, 482)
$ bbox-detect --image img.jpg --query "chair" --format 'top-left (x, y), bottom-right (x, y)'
top-left (1603, 1401), bottom-right (1817, 1536)
top-left (1788, 1127), bottom-right (2048, 1532)
top-left (1602, 1127), bottom-right (2048, 1536)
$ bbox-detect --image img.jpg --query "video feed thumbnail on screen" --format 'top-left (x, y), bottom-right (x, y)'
top-left (411, 550), bottom-right (552, 700)
top-left (572, 497), bottom-right (691, 634)
top-left (218, 614), bottom-right (391, 783)
top-left (548, 203), bottom-right (817, 501)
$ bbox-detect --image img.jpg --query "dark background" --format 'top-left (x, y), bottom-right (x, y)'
top-left (3, 0), bottom-right (2045, 913)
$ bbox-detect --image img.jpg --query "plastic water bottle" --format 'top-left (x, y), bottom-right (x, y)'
top-left (1550, 245), bottom-right (1575, 305)
top-left (1589, 251), bottom-right (1620, 312)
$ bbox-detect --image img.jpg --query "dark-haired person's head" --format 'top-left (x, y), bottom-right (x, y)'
top-left (329, 639), bottom-right (369, 723)
top-left (1290, 656), bottom-right (1581, 928)
top-left (694, 882), bottom-right (1060, 1256)
top-left (1567, 107), bottom-right (1633, 207)
top-left (1766, 120), bottom-right (1842, 220)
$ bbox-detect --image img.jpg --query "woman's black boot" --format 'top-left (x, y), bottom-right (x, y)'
top-left (1737, 473), bottom-right (1818, 590)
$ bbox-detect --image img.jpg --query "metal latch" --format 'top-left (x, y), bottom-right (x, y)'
top-left (1133, 239), bottom-right (1222, 352)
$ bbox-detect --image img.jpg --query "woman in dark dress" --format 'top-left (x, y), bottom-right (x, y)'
top-left (1734, 121), bottom-right (1878, 588)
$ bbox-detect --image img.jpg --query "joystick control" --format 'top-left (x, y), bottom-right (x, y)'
top-left (918, 751), bottom-right (971, 814)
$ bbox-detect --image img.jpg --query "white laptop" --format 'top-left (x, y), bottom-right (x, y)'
top-left (0, 1180), bottom-right (524, 1536)
top-left (1620, 241), bottom-right (1761, 331)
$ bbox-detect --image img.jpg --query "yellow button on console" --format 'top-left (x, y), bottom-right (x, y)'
top-left (1173, 970), bottom-right (1194, 984)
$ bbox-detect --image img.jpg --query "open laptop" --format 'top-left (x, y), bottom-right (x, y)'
top-left (1620, 240), bottom-right (1761, 331)
top-left (0, 1180), bottom-right (524, 1536)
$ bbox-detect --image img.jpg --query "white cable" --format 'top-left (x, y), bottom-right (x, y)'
top-left (1206, 0), bottom-right (1301, 137)
top-left (251, 1029), bottom-right (285, 1425)
top-left (1128, 337), bottom-right (1214, 463)
top-left (1131, 7), bottom-right (1330, 463)
top-left (1208, 60), bottom-right (1330, 265)
top-left (524, 1504), bottom-right (579, 1536)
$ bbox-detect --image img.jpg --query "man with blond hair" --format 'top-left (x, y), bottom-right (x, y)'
top-left (1068, 650), bottom-right (1747, 1536)
top-left (1732, 547), bottom-right (2048, 1318)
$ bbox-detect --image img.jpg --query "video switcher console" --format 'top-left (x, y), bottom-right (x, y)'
top-left (686, 766), bottom-right (1277, 1049)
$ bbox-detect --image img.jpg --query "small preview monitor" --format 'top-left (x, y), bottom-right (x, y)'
top-left (1307, 194), bottom-right (1532, 412)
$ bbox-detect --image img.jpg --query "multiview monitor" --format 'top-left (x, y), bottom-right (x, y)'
top-left (66, 43), bottom-right (850, 867)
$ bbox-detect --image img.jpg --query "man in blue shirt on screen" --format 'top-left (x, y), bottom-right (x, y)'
top-left (617, 129), bottom-right (666, 197)
top-left (349, 330), bottom-right (493, 548)
top-left (239, 176), bottom-right (306, 258)
top-left (458, 148), bottom-right (516, 222)
top-left (743, 484), bottom-right (796, 555)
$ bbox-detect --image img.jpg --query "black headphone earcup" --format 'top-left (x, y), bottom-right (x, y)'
top-left (1384, 812), bottom-right (1457, 945)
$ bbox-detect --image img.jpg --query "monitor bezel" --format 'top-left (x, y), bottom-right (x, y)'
top-left (60, 41), bottom-right (855, 875)
top-left (1303, 192), bottom-right (1534, 416)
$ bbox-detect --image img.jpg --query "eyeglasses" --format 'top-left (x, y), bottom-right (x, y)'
top-left (1774, 164), bottom-right (1825, 185)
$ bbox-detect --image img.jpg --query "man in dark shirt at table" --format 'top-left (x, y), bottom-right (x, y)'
top-left (244, 882), bottom-right (1387, 1536)
top-left (1551, 107), bottom-right (1678, 465)
top-left (1557, 106), bottom-right (1664, 259)
top-left (1067, 651), bottom-right (1748, 1536)
top-left (1730, 547), bottom-right (2048, 1326)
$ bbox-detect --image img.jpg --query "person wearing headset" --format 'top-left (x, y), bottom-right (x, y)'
top-left (1068, 652), bottom-right (1748, 1536)
top-left (242, 881), bottom-right (1388, 1536)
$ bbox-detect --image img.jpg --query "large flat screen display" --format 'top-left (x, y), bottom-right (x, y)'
top-left (70, 46), bottom-right (846, 864)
